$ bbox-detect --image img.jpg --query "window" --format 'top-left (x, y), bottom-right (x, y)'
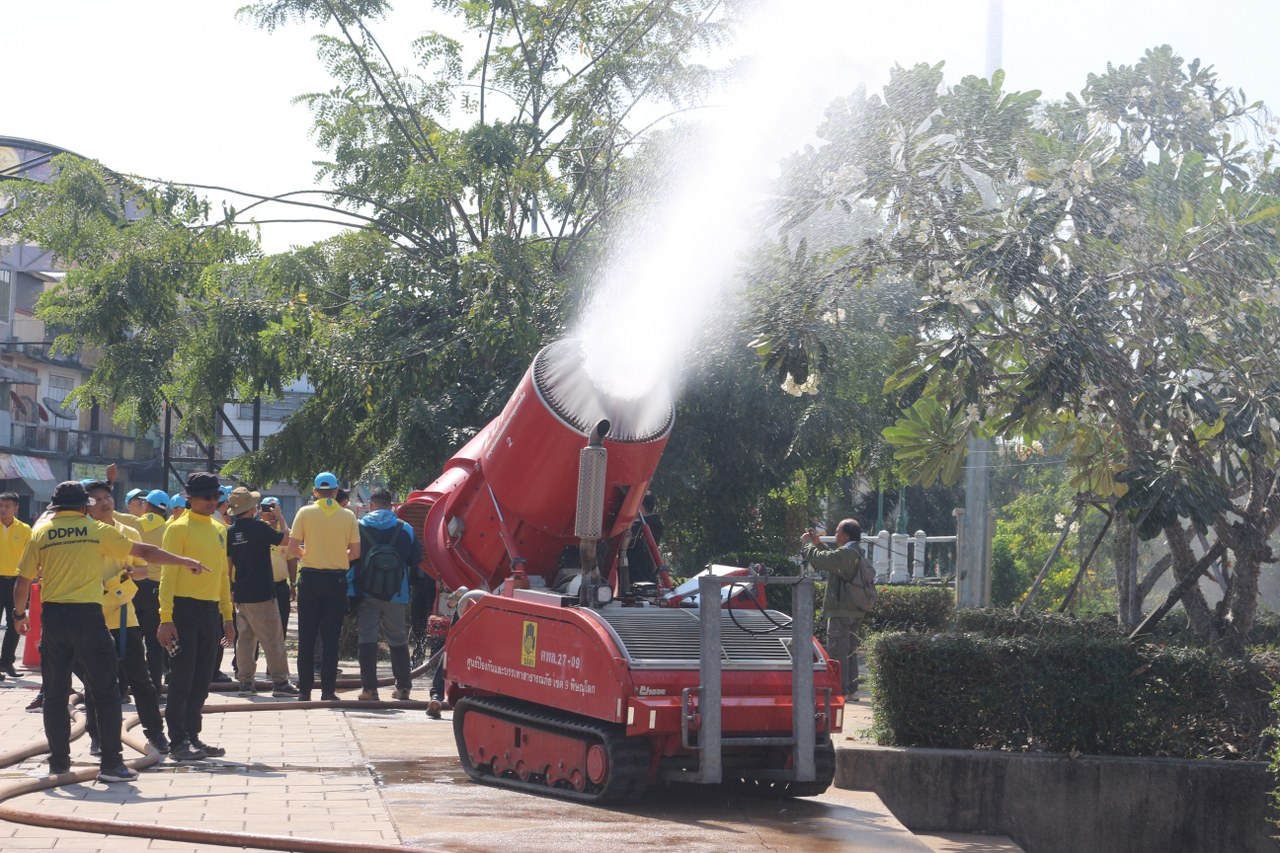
top-left (237, 391), bottom-right (310, 421)
top-left (0, 269), bottom-right (10, 326)
top-left (47, 374), bottom-right (76, 418)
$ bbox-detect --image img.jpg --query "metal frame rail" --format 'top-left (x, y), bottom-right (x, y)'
top-left (681, 573), bottom-right (818, 785)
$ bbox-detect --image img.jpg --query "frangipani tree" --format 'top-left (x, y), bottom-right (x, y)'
top-left (754, 48), bottom-right (1280, 653)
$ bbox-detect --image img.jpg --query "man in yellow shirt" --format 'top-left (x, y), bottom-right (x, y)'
top-left (0, 490), bottom-right (31, 681)
top-left (158, 472), bottom-right (235, 761)
top-left (129, 489), bottom-right (173, 693)
top-left (264, 497), bottom-right (297, 641)
top-left (12, 481), bottom-right (209, 781)
top-left (289, 471), bottom-right (360, 701)
top-left (82, 480), bottom-right (169, 755)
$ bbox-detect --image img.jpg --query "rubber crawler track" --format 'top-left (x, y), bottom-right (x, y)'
top-left (453, 695), bottom-right (652, 803)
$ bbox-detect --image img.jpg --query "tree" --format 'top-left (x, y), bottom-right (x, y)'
top-left (753, 48), bottom-right (1280, 654)
top-left (4, 0), bottom-right (744, 489)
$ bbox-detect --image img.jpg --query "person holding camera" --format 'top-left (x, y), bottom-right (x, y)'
top-left (226, 487), bottom-right (298, 698)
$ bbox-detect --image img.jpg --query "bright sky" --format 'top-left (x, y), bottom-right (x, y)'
top-left (5, 0), bottom-right (1278, 253)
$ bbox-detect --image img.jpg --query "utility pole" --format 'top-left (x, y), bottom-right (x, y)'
top-left (956, 0), bottom-right (1003, 609)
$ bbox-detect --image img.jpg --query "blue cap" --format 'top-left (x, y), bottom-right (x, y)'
top-left (170, 493), bottom-right (188, 509)
top-left (80, 478), bottom-right (96, 488)
top-left (314, 471), bottom-right (339, 489)
top-left (218, 484), bottom-right (232, 502)
top-left (126, 488), bottom-right (146, 502)
top-left (261, 496), bottom-right (281, 507)
top-left (145, 489), bottom-right (170, 509)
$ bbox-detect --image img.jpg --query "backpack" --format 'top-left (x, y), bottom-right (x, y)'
top-left (842, 548), bottom-right (879, 612)
top-left (358, 525), bottom-right (404, 601)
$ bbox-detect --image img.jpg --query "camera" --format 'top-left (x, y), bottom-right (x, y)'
top-left (259, 503), bottom-right (273, 512)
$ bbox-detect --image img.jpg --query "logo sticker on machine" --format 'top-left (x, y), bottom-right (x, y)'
top-left (521, 620), bottom-right (538, 668)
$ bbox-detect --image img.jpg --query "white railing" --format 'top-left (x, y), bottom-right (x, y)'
top-left (820, 530), bottom-right (958, 585)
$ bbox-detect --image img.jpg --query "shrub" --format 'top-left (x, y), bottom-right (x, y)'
top-left (957, 607), bottom-right (1280, 649)
top-left (870, 632), bottom-right (1279, 760)
top-left (955, 608), bottom-right (1122, 640)
top-left (865, 585), bottom-right (953, 633)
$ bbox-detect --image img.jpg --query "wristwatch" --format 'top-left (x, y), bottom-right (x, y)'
top-left (13, 611), bottom-right (26, 620)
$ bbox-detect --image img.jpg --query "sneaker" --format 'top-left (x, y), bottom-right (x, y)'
top-left (97, 764), bottom-right (139, 784)
top-left (271, 682), bottom-right (299, 697)
top-left (357, 689), bottom-right (379, 702)
top-left (391, 687), bottom-right (410, 701)
top-left (237, 682), bottom-right (255, 697)
top-left (147, 733), bottom-right (171, 754)
top-left (191, 738), bottom-right (225, 758)
top-left (49, 758), bottom-right (71, 775)
top-left (170, 740), bottom-right (207, 761)
top-left (89, 737), bottom-right (101, 756)
top-left (320, 692), bottom-right (339, 702)
top-left (426, 699), bottom-right (442, 719)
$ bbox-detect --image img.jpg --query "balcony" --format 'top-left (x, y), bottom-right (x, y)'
top-left (9, 423), bottom-right (152, 461)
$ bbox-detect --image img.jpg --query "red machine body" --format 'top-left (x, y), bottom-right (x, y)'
top-left (399, 340), bottom-right (843, 802)
top-left (399, 340), bottom-right (670, 593)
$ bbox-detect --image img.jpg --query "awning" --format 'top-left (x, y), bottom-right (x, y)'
top-left (19, 478), bottom-right (57, 503)
top-left (0, 365), bottom-right (38, 384)
top-left (0, 453), bottom-right (55, 480)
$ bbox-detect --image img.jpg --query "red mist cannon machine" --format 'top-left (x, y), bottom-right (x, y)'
top-left (398, 340), bottom-right (844, 801)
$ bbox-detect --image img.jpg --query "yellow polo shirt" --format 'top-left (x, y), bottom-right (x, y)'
top-left (17, 511), bottom-right (133, 604)
top-left (135, 512), bottom-right (168, 581)
top-left (114, 510), bottom-right (143, 534)
top-left (292, 500), bottom-right (359, 570)
top-left (270, 543), bottom-right (290, 584)
top-left (159, 511), bottom-right (232, 623)
top-left (0, 517), bottom-right (32, 577)
top-left (102, 522), bottom-right (146, 629)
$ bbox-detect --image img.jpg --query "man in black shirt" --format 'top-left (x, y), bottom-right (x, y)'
top-left (626, 491), bottom-right (665, 585)
top-left (226, 487), bottom-right (298, 697)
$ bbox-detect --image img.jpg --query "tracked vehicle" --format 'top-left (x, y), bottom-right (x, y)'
top-left (398, 340), bottom-right (844, 802)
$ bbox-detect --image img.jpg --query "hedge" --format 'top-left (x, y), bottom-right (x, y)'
top-left (865, 585), bottom-right (953, 633)
top-left (956, 607), bottom-right (1280, 648)
top-left (869, 632), bottom-right (1278, 760)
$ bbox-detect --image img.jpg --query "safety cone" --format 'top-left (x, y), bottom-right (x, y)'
top-left (20, 583), bottom-right (41, 670)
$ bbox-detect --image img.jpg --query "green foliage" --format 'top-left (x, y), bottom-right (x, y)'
top-left (870, 632), bottom-right (1279, 760)
top-left (9, 0), bottom-right (746, 496)
top-left (864, 585), bottom-right (953, 633)
top-left (882, 397), bottom-right (970, 487)
top-left (759, 47), bottom-right (1280, 652)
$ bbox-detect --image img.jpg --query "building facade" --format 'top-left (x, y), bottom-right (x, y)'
top-left (0, 137), bottom-right (162, 518)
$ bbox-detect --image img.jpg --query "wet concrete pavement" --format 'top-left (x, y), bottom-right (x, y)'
top-left (348, 705), bottom-right (932, 852)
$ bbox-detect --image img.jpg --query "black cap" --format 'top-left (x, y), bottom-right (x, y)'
top-left (49, 481), bottom-right (93, 511)
top-left (185, 471), bottom-right (221, 499)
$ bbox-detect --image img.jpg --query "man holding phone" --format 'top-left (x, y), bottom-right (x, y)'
top-left (226, 486), bottom-right (298, 697)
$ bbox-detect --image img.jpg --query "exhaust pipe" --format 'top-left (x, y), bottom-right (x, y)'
top-left (577, 419), bottom-right (610, 605)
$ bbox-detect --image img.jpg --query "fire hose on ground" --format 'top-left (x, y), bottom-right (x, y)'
top-left (0, 651), bottom-right (450, 853)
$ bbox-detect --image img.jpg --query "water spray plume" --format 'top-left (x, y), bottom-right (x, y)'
top-left (573, 0), bottom-right (885, 413)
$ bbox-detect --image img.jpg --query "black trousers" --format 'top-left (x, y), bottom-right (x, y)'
top-left (133, 579), bottom-right (165, 692)
top-left (296, 570), bottom-right (346, 696)
top-left (274, 580), bottom-right (291, 641)
top-left (165, 598), bottom-right (222, 745)
top-left (84, 625), bottom-right (165, 742)
top-left (42, 602), bottom-right (123, 769)
top-left (0, 575), bottom-right (18, 668)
